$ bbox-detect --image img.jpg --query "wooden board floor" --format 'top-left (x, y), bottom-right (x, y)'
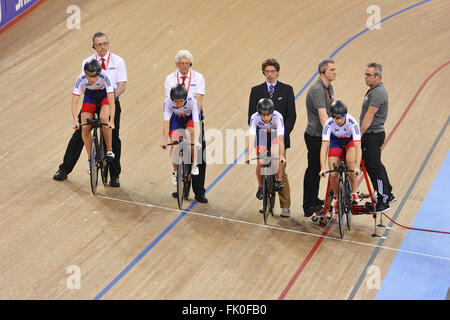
top-left (0, 0), bottom-right (449, 300)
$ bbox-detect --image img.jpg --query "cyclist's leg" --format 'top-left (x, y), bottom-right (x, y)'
top-left (256, 144), bottom-right (266, 188)
top-left (169, 129), bottom-right (182, 172)
top-left (269, 137), bottom-right (282, 182)
top-left (99, 98), bottom-right (113, 152)
top-left (345, 142), bottom-right (358, 193)
top-left (185, 122), bottom-right (196, 165)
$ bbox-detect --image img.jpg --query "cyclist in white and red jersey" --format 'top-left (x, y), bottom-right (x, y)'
top-left (246, 98), bottom-right (286, 200)
top-left (319, 100), bottom-right (362, 204)
top-left (161, 84), bottom-right (201, 186)
top-left (72, 59), bottom-right (116, 171)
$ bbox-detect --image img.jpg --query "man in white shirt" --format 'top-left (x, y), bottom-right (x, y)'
top-left (54, 32), bottom-right (127, 187)
top-left (164, 50), bottom-right (208, 203)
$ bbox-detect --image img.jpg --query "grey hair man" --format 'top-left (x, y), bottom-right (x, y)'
top-left (360, 62), bottom-right (394, 213)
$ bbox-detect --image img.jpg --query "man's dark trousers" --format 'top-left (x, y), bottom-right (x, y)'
top-left (192, 116), bottom-right (206, 197)
top-left (362, 131), bottom-right (392, 202)
top-left (303, 132), bottom-right (322, 211)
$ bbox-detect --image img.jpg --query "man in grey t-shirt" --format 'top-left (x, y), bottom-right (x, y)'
top-left (360, 62), bottom-right (394, 213)
top-left (303, 58), bottom-right (336, 217)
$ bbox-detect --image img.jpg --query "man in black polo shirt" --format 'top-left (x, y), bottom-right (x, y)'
top-left (303, 58), bottom-right (336, 217)
top-left (360, 62), bottom-right (394, 213)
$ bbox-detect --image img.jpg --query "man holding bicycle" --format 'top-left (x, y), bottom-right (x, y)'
top-left (319, 101), bottom-right (362, 208)
top-left (246, 98), bottom-right (286, 200)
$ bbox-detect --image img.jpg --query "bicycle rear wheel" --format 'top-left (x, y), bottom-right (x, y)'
top-left (90, 137), bottom-right (99, 195)
top-left (338, 181), bottom-right (345, 238)
top-left (176, 157), bottom-right (184, 210)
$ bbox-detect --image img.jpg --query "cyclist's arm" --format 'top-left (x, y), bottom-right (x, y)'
top-left (71, 94), bottom-right (80, 126)
top-left (162, 120), bottom-right (170, 145)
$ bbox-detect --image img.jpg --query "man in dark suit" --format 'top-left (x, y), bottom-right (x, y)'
top-left (248, 58), bottom-right (297, 217)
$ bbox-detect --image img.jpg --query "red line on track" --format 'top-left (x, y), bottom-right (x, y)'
top-left (278, 60), bottom-right (450, 300)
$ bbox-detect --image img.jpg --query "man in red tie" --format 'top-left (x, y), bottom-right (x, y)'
top-left (53, 32), bottom-right (127, 187)
top-left (164, 50), bottom-right (208, 203)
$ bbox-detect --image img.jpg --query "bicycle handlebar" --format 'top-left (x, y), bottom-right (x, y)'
top-left (79, 118), bottom-right (110, 128)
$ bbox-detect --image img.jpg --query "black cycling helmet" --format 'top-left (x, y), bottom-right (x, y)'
top-left (330, 100), bottom-right (348, 118)
top-left (256, 98), bottom-right (274, 115)
top-left (170, 84), bottom-right (188, 101)
top-left (84, 59), bottom-right (102, 77)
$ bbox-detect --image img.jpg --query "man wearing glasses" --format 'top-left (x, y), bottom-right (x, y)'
top-left (359, 62), bottom-right (394, 213)
top-left (248, 58), bottom-right (296, 218)
top-left (53, 32), bottom-right (127, 187)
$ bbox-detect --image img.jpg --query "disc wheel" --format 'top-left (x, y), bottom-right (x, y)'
top-left (262, 175), bottom-right (269, 225)
top-left (90, 139), bottom-right (99, 195)
top-left (176, 157), bottom-right (184, 210)
top-left (338, 182), bottom-right (345, 239)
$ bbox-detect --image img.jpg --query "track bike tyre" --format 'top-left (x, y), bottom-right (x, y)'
top-left (338, 181), bottom-right (345, 239)
top-left (177, 157), bottom-right (184, 210)
top-left (262, 175), bottom-right (269, 225)
top-left (90, 138), bottom-right (99, 195)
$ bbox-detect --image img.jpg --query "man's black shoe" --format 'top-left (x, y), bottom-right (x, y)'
top-left (365, 201), bottom-right (390, 213)
top-left (195, 195), bottom-right (208, 203)
top-left (53, 169), bottom-right (67, 181)
top-left (387, 194), bottom-right (396, 203)
top-left (110, 177), bottom-right (120, 187)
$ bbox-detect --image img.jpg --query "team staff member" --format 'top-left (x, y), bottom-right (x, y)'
top-left (53, 32), bottom-right (127, 187)
top-left (360, 62), bottom-right (394, 213)
top-left (303, 58), bottom-right (336, 217)
top-left (248, 58), bottom-right (296, 218)
top-left (164, 50), bottom-right (208, 203)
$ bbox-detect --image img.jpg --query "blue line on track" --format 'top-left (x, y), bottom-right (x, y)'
top-left (94, 0), bottom-right (432, 299)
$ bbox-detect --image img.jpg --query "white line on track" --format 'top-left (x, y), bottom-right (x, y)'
top-left (97, 195), bottom-right (450, 262)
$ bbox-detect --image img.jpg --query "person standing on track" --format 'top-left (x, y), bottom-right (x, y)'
top-left (53, 32), bottom-right (127, 187)
top-left (164, 50), bottom-right (208, 203)
top-left (248, 58), bottom-right (296, 218)
top-left (359, 62), bottom-right (395, 213)
top-left (303, 58), bottom-right (336, 217)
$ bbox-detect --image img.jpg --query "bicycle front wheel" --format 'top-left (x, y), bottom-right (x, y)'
top-left (344, 178), bottom-right (352, 230)
top-left (262, 175), bottom-right (270, 225)
top-left (90, 137), bottom-right (99, 195)
top-left (338, 181), bottom-right (345, 239)
top-left (176, 158), bottom-right (184, 210)
top-left (100, 133), bottom-right (109, 186)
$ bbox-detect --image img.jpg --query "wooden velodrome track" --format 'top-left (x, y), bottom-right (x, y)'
top-left (0, 0), bottom-right (449, 300)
